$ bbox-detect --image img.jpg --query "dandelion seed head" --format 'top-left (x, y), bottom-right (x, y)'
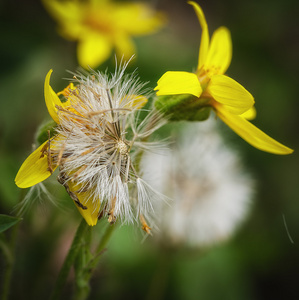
top-left (143, 119), bottom-right (255, 247)
top-left (46, 62), bottom-right (166, 230)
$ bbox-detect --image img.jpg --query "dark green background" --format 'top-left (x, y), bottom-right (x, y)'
top-left (0, 0), bottom-right (298, 299)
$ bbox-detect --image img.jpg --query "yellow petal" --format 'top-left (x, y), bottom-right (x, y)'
top-left (67, 181), bottom-right (101, 226)
top-left (155, 71), bottom-right (202, 97)
top-left (42, 0), bottom-right (82, 23)
top-left (113, 3), bottom-right (166, 35)
top-left (241, 106), bottom-right (256, 120)
top-left (45, 69), bottom-right (62, 124)
top-left (188, 1), bottom-right (209, 70)
top-left (207, 75), bottom-right (254, 115)
top-left (114, 34), bottom-right (136, 61)
top-left (205, 26), bottom-right (232, 75)
top-left (122, 95), bottom-right (148, 110)
top-left (15, 139), bottom-right (58, 188)
top-left (42, 0), bottom-right (84, 40)
top-left (75, 195), bottom-right (100, 226)
top-left (77, 34), bottom-right (112, 69)
top-left (215, 104), bottom-right (293, 155)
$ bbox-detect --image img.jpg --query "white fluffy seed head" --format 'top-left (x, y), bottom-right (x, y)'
top-left (51, 62), bottom-right (166, 227)
top-left (142, 119), bottom-right (255, 247)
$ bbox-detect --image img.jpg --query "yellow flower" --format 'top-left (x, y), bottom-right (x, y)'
top-left (43, 0), bottom-right (166, 68)
top-left (15, 70), bottom-right (99, 225)
top-left (15, 67), bottom-right (165, 231)
top-left (155, 1), bottom-right (293, 155)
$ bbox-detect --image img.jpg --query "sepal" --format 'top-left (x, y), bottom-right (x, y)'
top-left (154, 94), bottom-right (211, 122)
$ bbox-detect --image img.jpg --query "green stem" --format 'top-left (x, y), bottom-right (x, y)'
top-left (94, 223), bottom-right (116, 257)
top-left (0, 222), bottom-right (20, 300)
top-left (50, 219), bottom-right (88, 300)
top-left (0, 234), bottom-right (13, 264)
top-left (72, 223), bottom-right (116, 300)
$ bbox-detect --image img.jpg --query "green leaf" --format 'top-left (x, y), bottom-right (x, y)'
top-left (0, 215), bottom-right (22, 233)
top-left (154, 94), bottom-right (211, 122)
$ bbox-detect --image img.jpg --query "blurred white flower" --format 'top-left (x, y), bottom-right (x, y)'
top-left (142, 119), bottom-right (254, 247)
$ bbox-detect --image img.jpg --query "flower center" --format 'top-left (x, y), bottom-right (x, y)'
top-left (117, 140), bottom-right (128, 156)
top-left (197, 66), bottom-right (221, 85)
top-left (83, 10), bottom-right (113, 34)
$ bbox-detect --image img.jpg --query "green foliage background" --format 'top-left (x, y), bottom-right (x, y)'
top-left (0, 0), bottom-right (299, 299)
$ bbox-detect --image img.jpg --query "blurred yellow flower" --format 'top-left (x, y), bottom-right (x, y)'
top-left (43, 0), bottom-right (165, 68)
top-left (155, 1), bottom-right (293, 155)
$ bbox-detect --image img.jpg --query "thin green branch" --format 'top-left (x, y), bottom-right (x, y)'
top-left (72, 223), bottom-right (116, 300)
top-left (89, 224), bottom-right (115, 271)
top-left (50, 219), bottom-right (88, 300)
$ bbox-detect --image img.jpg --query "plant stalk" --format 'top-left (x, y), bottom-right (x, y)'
top-left (50, 219), bottom-right (88, 300)
top-left (72, 223), bottom-right (116, 300)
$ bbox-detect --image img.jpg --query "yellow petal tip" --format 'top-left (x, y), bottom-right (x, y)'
top-left (44, 69), bottom-right (62, 124)
top-left (216, 106), bottom-right (294, 155)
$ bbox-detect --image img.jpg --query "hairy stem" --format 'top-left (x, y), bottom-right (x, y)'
top-left (50, 219), bottom-right (88, 300)
top-left (72, 223), bottom-right (116, 300)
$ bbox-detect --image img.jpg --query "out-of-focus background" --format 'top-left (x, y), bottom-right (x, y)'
top-left (1, 0), bottom-right (298, 299)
